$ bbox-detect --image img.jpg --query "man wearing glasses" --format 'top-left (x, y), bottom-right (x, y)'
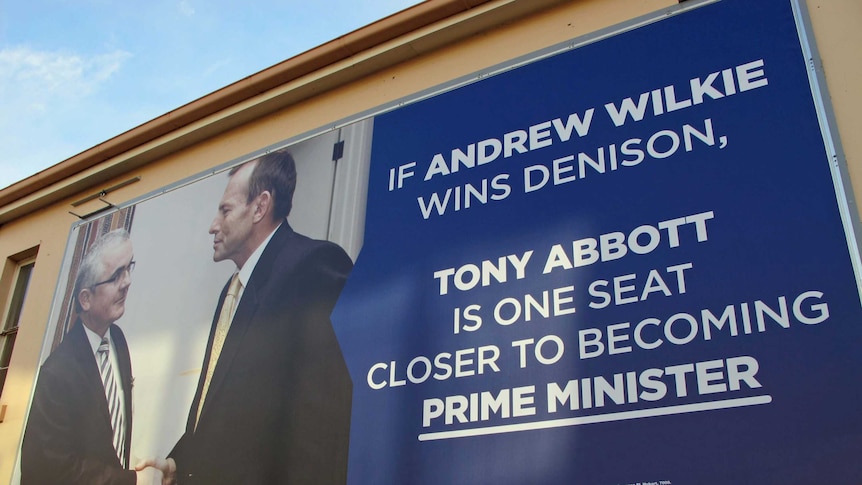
top-left (22, 228), bottom-right (145, 485)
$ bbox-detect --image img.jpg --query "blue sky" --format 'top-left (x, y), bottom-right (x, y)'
top-left (0, 0), bottom-right (421, 189)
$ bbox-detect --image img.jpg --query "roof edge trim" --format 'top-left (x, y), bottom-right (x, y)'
top-left (0, 0), bottom-right (494, 208)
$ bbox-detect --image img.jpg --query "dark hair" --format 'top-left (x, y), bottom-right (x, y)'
top-left (230, 149), bottom-right (297, 220)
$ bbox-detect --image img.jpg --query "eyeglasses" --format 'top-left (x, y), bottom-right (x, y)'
top-left (92, 261), bottom-right (135, 288)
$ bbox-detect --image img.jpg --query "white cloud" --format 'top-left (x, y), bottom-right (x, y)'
top-left (178, 0), bottom-right (195, 17)
top-left (0, 46), bottom-right (132, 188)
top-left (203, 58), bottom-right (231, 78)
top-left (0, 46), bottom-right (131, 114)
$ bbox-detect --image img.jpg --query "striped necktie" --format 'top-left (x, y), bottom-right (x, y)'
top-left (97, 338), bottom-right (126, 467)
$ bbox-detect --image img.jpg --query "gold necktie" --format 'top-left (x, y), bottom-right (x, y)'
top-left (196, 273), bottom-right (241, 428)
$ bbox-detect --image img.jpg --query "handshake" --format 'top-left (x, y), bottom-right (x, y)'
top-left (135, 457), bottom-right (177, 485)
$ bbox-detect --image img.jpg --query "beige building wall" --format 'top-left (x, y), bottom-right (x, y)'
top-left (0, 0), bottom-right (858, 482)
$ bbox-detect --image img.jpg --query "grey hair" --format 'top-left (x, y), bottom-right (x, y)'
top-left (74, 228), bottom-right (131, 312)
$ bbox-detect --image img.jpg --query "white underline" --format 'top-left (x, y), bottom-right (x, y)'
top-left (418, 395), bottom-right (772, 441)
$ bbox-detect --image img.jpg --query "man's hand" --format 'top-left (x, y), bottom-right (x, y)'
top-left (135, 468), bottom-right (155, 485)
top-left (136, 457), bottom-right (177, 485)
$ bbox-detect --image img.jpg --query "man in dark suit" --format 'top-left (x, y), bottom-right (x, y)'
top-left (22, 228), bottom-right (144, 485)
top-left (154, 150), bottom-right (353, 485)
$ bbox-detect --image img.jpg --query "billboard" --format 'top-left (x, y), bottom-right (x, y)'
top-left (17, 0), bottom-right (862, 484)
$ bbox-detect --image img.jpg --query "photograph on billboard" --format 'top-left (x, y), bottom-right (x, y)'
top-left (17, 0), bottom-right (862, 484)
top-left (18, 120), bottom-right (372, 484)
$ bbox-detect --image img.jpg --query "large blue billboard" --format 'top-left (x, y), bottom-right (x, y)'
top-left (332, 0), bottom-right (862, 483)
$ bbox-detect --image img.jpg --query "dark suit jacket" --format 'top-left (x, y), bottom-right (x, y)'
top-left (22, 320), bottom-right (135, 485)
top-left (171, 223), bottom-right (354, 485)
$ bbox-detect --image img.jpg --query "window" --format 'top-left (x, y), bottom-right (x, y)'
top-left (0, 258), bottom-right (35, 398)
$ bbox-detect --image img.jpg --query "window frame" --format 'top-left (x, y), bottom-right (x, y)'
top-left (0, 255), bottom-right (36, 399)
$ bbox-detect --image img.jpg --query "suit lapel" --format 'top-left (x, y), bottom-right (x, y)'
top-left (186, 283), bottom-right (227, 433)
top-left (111, 324), bottom-right (134, 465)
top-left (196, 223), bottom-right (292, 426)
top-left (67, 321), bottom-right (117, 445)
top-left (210, 277), bottom-right (259, 379)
